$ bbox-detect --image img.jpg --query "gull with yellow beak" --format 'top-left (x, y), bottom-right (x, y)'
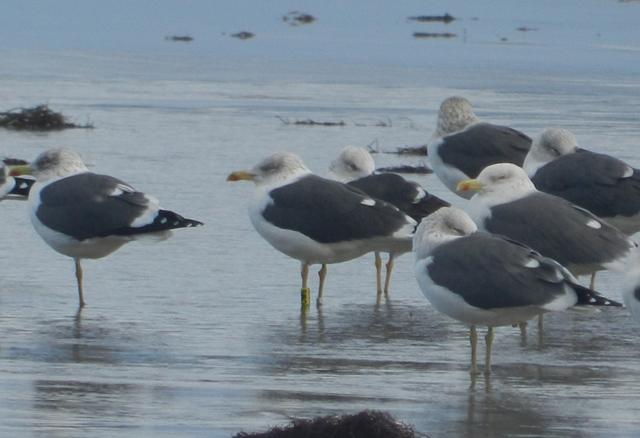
top-left (457, 163), bottom-right (635, 294)
top-left (227, 152), bottom-right (416, 308)
top-left (10, 148), bottom-right (203, 308)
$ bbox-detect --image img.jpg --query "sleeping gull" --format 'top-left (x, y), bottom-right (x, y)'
top-left (427, 96), bottom-right (532, 198)
top-left (228, 152), bottom-right (416, 307)
top-left (10, 148), bottom-right (203, 308)
top-left (525, 128), bottom-right (640, 236)
top-left (458, 163), bottom-right (636, 284)
top-left (329, 145), bottom-right (449, 296)
top-left (413, 207), bottom-right (621, 375)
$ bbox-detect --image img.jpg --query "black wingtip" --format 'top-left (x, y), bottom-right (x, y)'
top-left (573, 283), bottom-right (623, 307)
top-left (9, 177), bottom-right (35, 197)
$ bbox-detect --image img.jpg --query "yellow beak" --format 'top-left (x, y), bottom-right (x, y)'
top-left (7, 164), bottom-right (33, 177)
top-left (457, 179), bottom-right (484, 192)
top-left (226, 170), bottom-right (255, 182)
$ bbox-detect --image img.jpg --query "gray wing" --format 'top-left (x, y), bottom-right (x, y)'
top-left (36, 172), bottom-right (155, 240)
top-left (263, 174), bottom-right (413, 244)
top-left (426, 232), bottom-right (569, 309)
top-left (437, 122), bottom-right (532, 178)
top-left (532, 150), bottom-right (640, 219)
top-left (483, 192), bottom-right (633, 267)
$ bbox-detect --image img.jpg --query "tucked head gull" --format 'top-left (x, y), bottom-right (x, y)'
top-left (413, 206), bottom-right (621, 375)
top-left (526, 128), bottom-right (640, 236)
top-left (427, 96), bottom-right (532, 199)
top-left (328, 145), bottom-right (449, 297)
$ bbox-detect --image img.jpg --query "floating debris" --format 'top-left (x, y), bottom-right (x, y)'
top-left (377, 164), bottom-right (433, 175)
top-left (0, 105), bottom-right (93, 131)
top-left (283, 11), bottom-right (316, 26)
top-left (276, 116), bottom-right (345, 127)
top-left (233, 410), bottom-right (425, 438)
top-left (390, 145), bottom-right (428, 156)
top-left (164, 35), bottom-right (193, 42)
top-left (413, 32), bottom-right (457, 39)
top-left (517, 26), bottom-right (539, 32)
top-left (408, 13), bottom-right (455, 24)
top-left (231, 31), bottom-right (255, 40)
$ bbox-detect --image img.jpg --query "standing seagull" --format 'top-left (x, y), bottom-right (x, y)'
top-left (10, 148), bottom-right (203, 308)
top-left (227, 152), bottom-right (416, 307)
top-left (414, 207), bottom-right (621, 375)
top-left (427, 96), bottom-right (531, 198)
top-left (524, 128), bottom-right (640, 236)
top-left (329, 145), bottom-right (449, 296)
top-left (458, 163), bottom-right (636, 279)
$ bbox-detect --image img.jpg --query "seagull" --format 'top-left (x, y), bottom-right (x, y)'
top-left (329, 145), bottom-right (449, 296)
top-left (227, 152), bottom-right (416, 307)
top-left (427, 96), bottom-right (531, 198)
top-left (458, 163), bottom-right (636, 295)
top-left (524, 128), bottom-right (640, 236)
top-left (413, 206), bottom-right (621, 375)
top-left (10, 148), bottom-right (203, 308)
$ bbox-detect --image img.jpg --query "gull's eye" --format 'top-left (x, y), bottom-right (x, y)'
top-left (348, 162), bottom-right (358, 171)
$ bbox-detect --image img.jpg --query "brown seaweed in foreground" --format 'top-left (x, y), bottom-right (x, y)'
top-left (413, 32), bottom-right (457, 39)
top-left (408, 13), bottom-right (455, 24)
top-left (233, 410), bottom-right (427, 438)
top-left (165, 35), bottom-right (193, 42)
top-left (0, 105), bottom-right (93, 131)
top-left (283, 11), bottom-right (316, 26)
top-left (376, 164), bottom-right (432, 174)
top-left (277, 116), bottom-right (345, 127)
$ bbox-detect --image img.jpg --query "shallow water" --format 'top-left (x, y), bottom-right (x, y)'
top-left (2, 1), bottom-right (640, 437)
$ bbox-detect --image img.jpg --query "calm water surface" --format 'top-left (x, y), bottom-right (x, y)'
top-left (2, 3), bottom-right (640, 436)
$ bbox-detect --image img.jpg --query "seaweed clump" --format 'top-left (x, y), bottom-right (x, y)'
top-left (0, 105), bottom-right (92, 131)
top-left (233, 410), bottom-right (425, 438)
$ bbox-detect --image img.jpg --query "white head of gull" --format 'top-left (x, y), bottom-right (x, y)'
top-left (228, 151), bottom-right (416, 308)
top-left (10, 147), bottom-right (203, 308)
top-left (523, 128), bottom-right (579, 176)
top-left (458, 162), bottom-right (537, 207)
top-left (413, 206), bottom-right (621, 375)
top-left (328, 145), bottom-right (376, 182)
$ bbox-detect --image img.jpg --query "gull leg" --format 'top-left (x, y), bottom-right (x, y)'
top-left (589, 273), bottom-right (596, 290)
top-left (300, 263), bottom-right (311, 310)
top-left (383, 254), bottom-right (395, 296)
top-left (518, 321), bottom-right (527, 346)
top-left (74, 258), bottom-right (86, 308)
top-left (484, 326), bottom-right (494, 375)
top-left (470, 325), bottom-right (479, 375)
top-left (538, 314), bottom-right (544, 345)
top-left (374, 252), bottom-right (383, 297)
top-left (317, 264), bottom-right (327, 307)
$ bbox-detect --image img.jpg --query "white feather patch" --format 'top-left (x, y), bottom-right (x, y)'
top-left (586, 219), bottom-right (602, 229)
top-left (623, 165), bottom-right (633, 178)
top-left (524, 258), bottom-right (540, 268)
top-left (361, 198), bottom-right (376, 206)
